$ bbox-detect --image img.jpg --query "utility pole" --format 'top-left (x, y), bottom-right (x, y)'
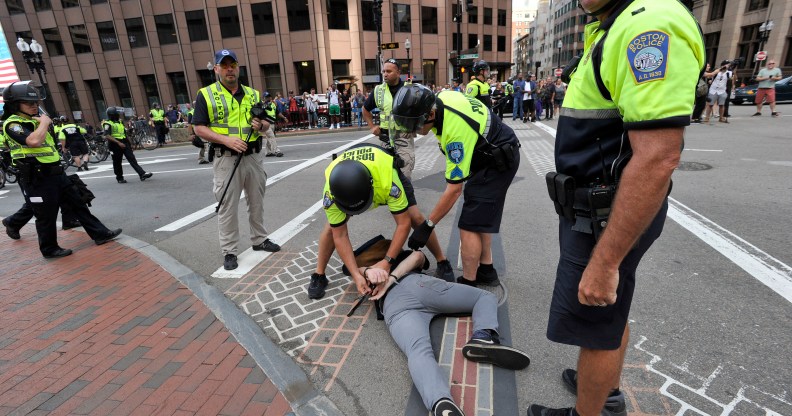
top-left (374, 0), bottom-right (383, 82)
top-left (455, 0), bottom-right (462, 81)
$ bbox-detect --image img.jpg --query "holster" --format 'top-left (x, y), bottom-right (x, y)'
top-left (545, 172), bottom-right (575, 221)
top-left (208, 143), bottom-right (215, 162)
top-left (489, 142), bottom-right (519, 172)
top-left (17, 161), bottom-right (35, 185)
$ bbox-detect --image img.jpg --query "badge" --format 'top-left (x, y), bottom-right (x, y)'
top-left (323, 191), bottom-right (334, 209)
top-left (446, 142), bottom-right (464, 164)
top-left (8, 123), bottom-right (25, 135)
top-left (389, 183), bottom-right (402, 198)
top-left (627, 31), bottom-right (669, 84)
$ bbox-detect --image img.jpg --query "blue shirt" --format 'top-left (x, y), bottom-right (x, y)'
top-left (513, 79), bottom-right (526, 99)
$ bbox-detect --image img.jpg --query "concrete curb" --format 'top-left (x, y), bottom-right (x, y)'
top-left (116, 235), bottom-right (345, 416)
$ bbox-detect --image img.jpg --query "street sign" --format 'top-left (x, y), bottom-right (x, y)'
top-left (755, 51), bottom-right (767, 61)
top-left (460, 54), bottom-right (479, 60)
top-left (381, 42), bottom-right (399, 50)
top-left (554, 68), bottom-right (563, 77)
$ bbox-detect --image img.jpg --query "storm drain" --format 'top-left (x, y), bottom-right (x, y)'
top-left (677, 161), bottom-right (712, 171)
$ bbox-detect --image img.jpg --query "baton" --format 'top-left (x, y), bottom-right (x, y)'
top-left (215, 127), bottom-right (255, 213)
top-left (346, 293), bottom-right (370, 317)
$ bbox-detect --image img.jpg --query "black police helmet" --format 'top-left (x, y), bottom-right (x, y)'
top-left (472, 60), bottom-right (490, 75)
top-left (328, 159), bottom-right (374, 215)
top-left (2, 80), bottom-right (43, 103)
top-left (106, 106), bottom-right (121, 119)
top-left (391, 84), bottom-right (436, 133)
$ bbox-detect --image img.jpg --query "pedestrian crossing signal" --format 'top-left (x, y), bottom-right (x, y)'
top-left (381, 42), bottom-right (399, 50)
top-left (461, 67), bottom-right (465, 73)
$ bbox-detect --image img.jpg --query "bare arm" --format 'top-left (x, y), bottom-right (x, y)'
top-left (26, 115), bottom-right (52, 147)
top-left (427, 182), bottom-right (464, 225)
top-left (363, 108), bottom-right (380, 136)
top-left (369, 211), bottom-right (412, 273)
top-left (330, 223), bottom-right (371, 295)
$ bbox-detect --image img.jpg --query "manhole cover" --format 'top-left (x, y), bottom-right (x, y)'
top-left (677, 161), bottom-right (712, 171)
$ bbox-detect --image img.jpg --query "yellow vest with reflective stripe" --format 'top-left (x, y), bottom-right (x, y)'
top-left (374, 83), bottom-right (395, 130)
top-left (150, 108), bottom-right (165, 121)
top-left (103, 120), bottom-right (126, 140)
top-left (2, 114), bottom-right (61, 164)
top-left (198, 82), bottom-right (261, 140)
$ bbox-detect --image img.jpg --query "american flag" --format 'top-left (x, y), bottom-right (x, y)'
top-left (0, 21), bottom-right (22, 106)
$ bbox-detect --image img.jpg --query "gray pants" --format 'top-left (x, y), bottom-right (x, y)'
top-left (262, 127), bottom-right (280, 154)
top-left (380, 131), bottom-right (416, 180)
top-left (212, 149), bottom-right (270, 255)
top-left (383, 273), bottom-right (499, 410)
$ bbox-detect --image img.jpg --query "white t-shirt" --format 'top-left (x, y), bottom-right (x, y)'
top-left (328, 90), bottom-right (339, 105)
top-left (708, 71), bottom-right (730, 95)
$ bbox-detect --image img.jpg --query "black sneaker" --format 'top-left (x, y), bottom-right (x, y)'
top-left (560, 369), bottom-right (627, 416)
top-left (140, 172), bottom-right (153, 181)
top-left (224, 254), bottom-right (238, 270)
top-left (43, 248), bottom-right (73, 259)
top-left (476, 265), bottom-right (500, 286)
top-left (82, 164), bottom-right (90, 171)
top-left (275, 152), bottom-right (284, 157)
top-left (3, 218), bottom-right (21, 240)
top-left (117, 178), bottom-right (127, 184)
top-left (62, 221), bottom-right (82, 230)
top-left (433, 398), bottom-right (464, 416)
top-left (252, 238), bottom-right (281, 252)
top-left (435, 259), bottom-right (456, 282)
top-left (462, 329), bottom-right (530, 370)
top-left (527, 405), bottom-right (573, 416)
top-left (456, 276), bottom-right (476, 286)
top-left (265, 153), bottom-right (275, 157)
top-left (307, 273), bottom-right (328, 299)
top-left (95, 228), bottom-right (122, 245)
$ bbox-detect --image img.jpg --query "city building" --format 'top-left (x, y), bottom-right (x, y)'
top-left (1, 0), bottom-right (512, 125)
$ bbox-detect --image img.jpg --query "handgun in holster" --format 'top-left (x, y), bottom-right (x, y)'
top-left (207, 143), bottom-right (215, 162)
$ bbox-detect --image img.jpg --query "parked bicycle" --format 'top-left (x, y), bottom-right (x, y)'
top-left (87, 133), bottom-right (110, 163)
top-left (0, 150), bottom-right (16, 188)
top-left (127, 121), bottom-right (158, 151)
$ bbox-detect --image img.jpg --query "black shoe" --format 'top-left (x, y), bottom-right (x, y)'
top-left (275, 152), bottom-right (284, 157)
top-left (77, 166), bottom-right (83, 172)
top-left (462, 329), bottom-right (530, 370)
top-left (140, 172), bottom-right (153, 181)
top-left (266, 153), bottom-right (275, 157)
top-left (307, 273), bottom-right (329, 299)
top-left (476, 264), bottom-right (500, 286)
top-left (456, 276), bottom-right (476, 286)
top-left (95, 228), bottom-right (122, 245)
top-left (252, 238), bottom-right (280, 252)
top-left (435, 259), bottom-right (456, 283)
top-left (527, 405), bottom-right (573, 416)
top-left (62, 221), bottom-right (82, 230)
top-left (560, 369), bottom-right (627, 416)
top-left (43, 248), bottom-right (73, 259)
top-left (198, 160), bottom-right (210, 164)
top-left (117, 178), bottom-right (127, 184)
top-left (224, 254), bottom-right (238, 270)
top-left (82, 164), bottom-right (90, 171)
top-left (3, 218), bottom-right (21, 240)
top-left (433, 398), bottom-right (464, 416)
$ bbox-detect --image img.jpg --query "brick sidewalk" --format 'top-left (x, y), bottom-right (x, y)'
top-left (0, 228), bottom-right (292, 416)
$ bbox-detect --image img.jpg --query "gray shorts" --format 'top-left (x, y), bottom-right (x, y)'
top-left (708, 92), bottom-right (727, 105)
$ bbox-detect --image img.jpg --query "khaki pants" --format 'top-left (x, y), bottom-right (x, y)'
top-left (212, 149), bottom-right (270, 255)
top-left (382, 131), bottom-right (416, 179)
top-left (262, 127), bottom-right (280, 154)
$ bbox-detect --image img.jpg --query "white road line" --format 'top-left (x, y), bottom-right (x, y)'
top-left (212, 200), bottom-right (324, 278)
top-left (684, 148), bottom-right (723, 152)
top-left (278, 139), bottom-right (360, 148)
top-left (534, 123), bottom-right (792, 304)
top-left (77, 157), bottom-right (187, 176)
top-left (155, 134), bottom-right (374, 232)
top-left (78, 159), bottom-right (309, 180)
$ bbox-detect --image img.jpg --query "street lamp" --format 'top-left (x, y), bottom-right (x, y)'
top-left (15, 38), bottom-right (57, 115)
top-left (557, 40), bottom-right (563, 70)
top-left (752, 20), bottom-right (774, 79)
top-left (405, 38), bottom-right (411, 80)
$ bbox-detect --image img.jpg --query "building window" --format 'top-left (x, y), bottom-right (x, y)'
top-left (746, 0), bottom-right (769, 11)
top-left (69, 25), bottom-right (91, 54)
top-left (140, 74), bottom-right (161, 107)
top-left (467, 5), bottom-right (477, 24)
top-left (286, 0), bottom-right (311, 31)
top-left (85, 79), bottom-right (106, 119)
top-left (327, 0), bottom-right (349, 30)
top-left (90, 0), bottom-right (107, 3)
top-left (41, 28), bottom-right (65, 56)
top-left (61, 0), bottom-right (79, 7)
top-left (185, 10), bottom-right (209, 41)
top-left (785, 17), bottom-right (792, 67)
top-left (332, 60), bottom-right (350, 77)
top-left (154, 14), bottom-right (178, 45)
top-left (238, 66), bottom-right (250, 87)
top-left (168, 72), bottom-right (189, 104)
top-left (197, 70), bottom-right (215, 88)
top-left (125, 18), bottom-right (147, 48)
top-left (704, 32), bottom-right (720, 67)
top-left (361, 0), bottom-right (377, 31)
top-left (251, 2), bottom-right (275, 35)
top-left (452, 33), bottom-right (462, 51)
top-left (96, 21), bottom-right (119, 51)
top-left (421, 6), bottom-right (437, 34)
top-left (60, 82), bottom-right (81, 119)
top-left (217, 6), bottom-right (241, 38)
top-left (393, 4), bottom-right (411, 33)
top-left (364, 59), bottom-right (378, 75)
top-left (738, 24), bottom-right (762, 70)
top-left (708, 0), bottom-right (726, 21)
top-left (468, 34), bottom-right (477, 49)
top-left (33, 0), bottom-right (51, 11)
top-left (483, 7), bottom-right (492, 25)
top-left (497, 35), bottom-right (506, 52)
top-left (497, 9), bottom-right (507, 26)
top-left (483, 35), bottom-right (492, 51)
top-left (6, 0), bottom-right (25, 14)
top-left (260, 64), bottom-right (283, 95)
top-left (422, 60), bottom-right (436, 86)
top-left (112, 77), bottom-right (133, 108)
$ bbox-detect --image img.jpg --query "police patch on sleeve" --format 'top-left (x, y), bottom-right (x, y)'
top-left (389, 183), bottom-right (402, 198)
top-left (8, 123), bottom-right (24, 135)
top-left (446, 142), bottom-right (464, 164)
top-left (627, 31), bottom-right (669, 84)
top-left (323, 191), bottom-right (334, 209)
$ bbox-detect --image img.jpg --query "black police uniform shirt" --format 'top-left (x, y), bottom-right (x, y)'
top-left (363, 80), bottom-right (405, 114)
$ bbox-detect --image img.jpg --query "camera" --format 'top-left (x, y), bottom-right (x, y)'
top-left (250, 101), bottom-right (266, 119)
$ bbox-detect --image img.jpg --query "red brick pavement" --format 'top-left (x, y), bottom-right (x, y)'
top-left (0, 228), bottom-right (292, 416)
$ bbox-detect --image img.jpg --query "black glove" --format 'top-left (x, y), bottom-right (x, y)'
top-left (408, 220), bottom-right (434, 250)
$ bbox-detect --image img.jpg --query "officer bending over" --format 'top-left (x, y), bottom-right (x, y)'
top-left (58, 116), bottom-right (90, 171)
top-left (102, 107), bottom-right (153, 184)
top-left (308, 143), bottom-right (455, 299)
top-left (0, 81), bottom-right (121, 258)
top-left (392, 85), bottom-right (520, 287)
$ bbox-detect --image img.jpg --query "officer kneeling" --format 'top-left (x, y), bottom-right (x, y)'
top-left (0, 81), bottom-right (121, 258)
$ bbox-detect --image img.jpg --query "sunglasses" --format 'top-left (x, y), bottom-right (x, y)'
top-left (218, 62), bottom-right (238, 69)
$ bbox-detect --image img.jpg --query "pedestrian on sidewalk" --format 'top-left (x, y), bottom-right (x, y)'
top-left (305, 90), bottom-right (319, 129)
top-left (512, 72), bottom-right (525, 121)
top-left (192, 49), bottom-right (281, 271)
top-left (753, 59), bottom-right (783, 117)
top-left (102, 107), bottom-right (154, 184)
top-left (1, 81), bottom-right (122, 258)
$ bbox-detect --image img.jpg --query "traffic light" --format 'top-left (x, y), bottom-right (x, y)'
top-left (464, 0), bottom-right (475, 13)
top-left (460, 67), bottom-right (465, 73)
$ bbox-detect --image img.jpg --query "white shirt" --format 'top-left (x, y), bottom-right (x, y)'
top-left (709, 71), bottom-right (730, 95)
top-left (328, 90), bottom-right (339, 105)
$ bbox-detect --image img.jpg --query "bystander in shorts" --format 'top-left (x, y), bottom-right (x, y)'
top-left (755, 88), bottom-right (776, 104)
top-left (329, 105), bottom-right (340, 116)
top-left (708, 92), bottom-right (727, 105)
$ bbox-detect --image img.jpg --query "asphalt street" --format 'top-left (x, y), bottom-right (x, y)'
top-left (1, 103), bottom-right (790, 415)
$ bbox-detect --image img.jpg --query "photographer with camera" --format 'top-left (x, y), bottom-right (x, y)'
top-left (192, 49), bottom-right (281, 271)
top-left (703, 60), bottom-right (732, 124)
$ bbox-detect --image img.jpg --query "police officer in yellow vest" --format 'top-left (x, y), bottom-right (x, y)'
top-left (528, 1), bottom-right (705, 415)
top-left (392, 85), bottom-right (520, 288)
top-left (465, 60), bottom-right (493, 109)
top-left (192, 49), bottom-right (281, 271)
top-left (0, 81), bottom-right (121, 258)
top-left (102, 107), bottom-right (153, 184)
top-left (149, 103), bottom-right (166, 147)
top-left (261, 92), bottom-right (284, 157)
top-left (362, 58), bottom-right (416, 179)
top-left (58, 117), bottom-right (90, 171)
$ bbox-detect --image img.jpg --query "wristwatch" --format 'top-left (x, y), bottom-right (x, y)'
top-left (383, 255), bottom-right (396, 266)
top-left (426, 219), bottom-right (435, 228)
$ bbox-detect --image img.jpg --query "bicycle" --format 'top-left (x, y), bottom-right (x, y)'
top-left (0, 150), bottom-right (19, 186)
top-left (86, 134), bottom-right (110, 163)
top-left (127, 121), bottom-right (158, 151)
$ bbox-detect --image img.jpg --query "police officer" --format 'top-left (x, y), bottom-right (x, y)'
top-left (0, 81), bottom-right (121, 258)
top-left (307, 143), bottom-right (455, 300)
top-left (149, 103), bottom-right (166, 147)
top-left (102, 107), bottom-right (153, 184)
top-left (392, 85), bottom-right (520, 288)
top-left (527, 1), bottom-right (705, 416)
top-left (261, 92), bottom-right (284, 157)
top-left (58, 116), bottom-right (90, 171)
top-left (464, 60), bottom-right (492, 109)
top-left (362, 58), bottom-right (416, 179)
top-left (192, 49), bottom-right (281, 271)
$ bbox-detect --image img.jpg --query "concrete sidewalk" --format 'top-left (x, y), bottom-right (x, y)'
top-left (0, 227), bottom-right (294, 416)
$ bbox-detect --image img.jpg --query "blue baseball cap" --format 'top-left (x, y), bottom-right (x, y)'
top-left (214, 49), bottom-right (238, 65)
